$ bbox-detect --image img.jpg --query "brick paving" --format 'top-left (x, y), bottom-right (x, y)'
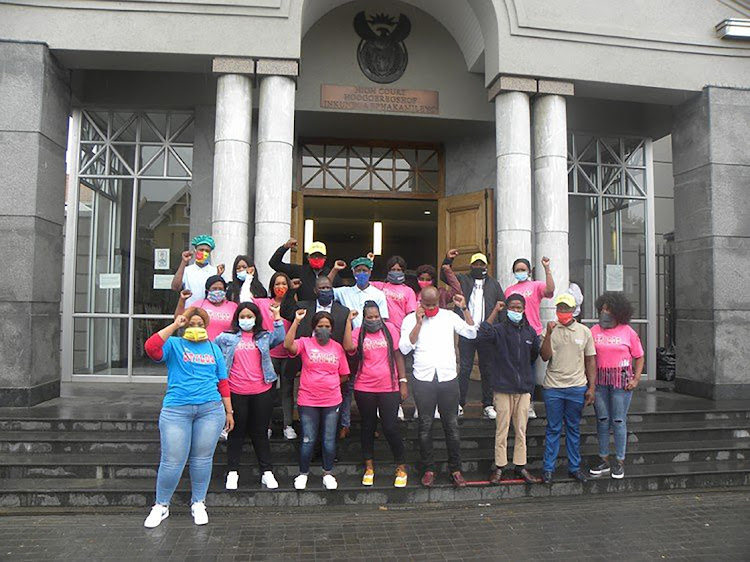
top-left (1, 490), bottom-right (749, 560)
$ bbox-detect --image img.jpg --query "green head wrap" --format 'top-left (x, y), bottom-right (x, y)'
top-left (191, 234), bottom-right (215, 249)
top-left (350, 257), bottom-right (373, 270)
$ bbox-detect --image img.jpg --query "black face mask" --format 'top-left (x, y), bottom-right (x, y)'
top-left (598, 312), bottom-right (616, 329)
top-left (363, 319), bottom-right (383, 333)
top-left (314, 327), bottom-right (332, 345)
top-left (470, 267), bottom-right (487, 280)
top-left (317, 288), bottom-right (334, 306)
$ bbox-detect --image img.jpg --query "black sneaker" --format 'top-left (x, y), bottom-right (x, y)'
top-left (611, 461), bottom-right (625, 479)
top-left (568, 470), bottom-right (588, 483)
top-left (542, 471), bottom-right (553, 485)
top-left (589, 459), bottom-right (611, 477)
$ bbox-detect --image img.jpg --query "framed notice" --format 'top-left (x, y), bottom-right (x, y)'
top-left (606, 264), bottom-right (624, 292)
top-left (153, 275), bottom-right (174, 290)
top-left (154, 248), bottom-right (170, 270)
top-left (99, 273), bottom-right (121, 290)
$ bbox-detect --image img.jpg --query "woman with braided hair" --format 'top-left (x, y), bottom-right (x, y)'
top-left (344, 300), bottom-right (408, 488)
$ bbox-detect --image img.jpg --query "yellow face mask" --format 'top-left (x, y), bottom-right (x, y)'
top-left (183, 327), bottom-right (208, 342)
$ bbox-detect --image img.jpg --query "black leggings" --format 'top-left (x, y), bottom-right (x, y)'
top-left (354, 390), bottom-right (405, 465)
top-left (227, 389), bottom-right (274, 472)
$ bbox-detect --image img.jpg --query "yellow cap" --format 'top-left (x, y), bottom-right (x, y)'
top-left (554, 293), bottom-right (577, 308)
top-left (307, 241), bottom-right (327, 256)
top-left (469, 252), bottom-right (488, 265)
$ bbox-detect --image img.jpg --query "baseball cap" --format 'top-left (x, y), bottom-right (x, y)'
top-left (554, 293), bottom-right (577, 308)
top-left (307, 241), bottom-right (327, 255)
top-left (470, 252), bottom-right (488, 265)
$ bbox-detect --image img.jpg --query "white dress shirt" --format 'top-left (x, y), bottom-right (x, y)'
top-left (315, 301), bottom-right (333, 313)
top-left (399, 309), bottom-right (477, 382)
top-left (468, 279), bottom-right (485, 324)
top-left (333, 284), bottom-right (389, 329)
top-left (182, 263), bottom-right (218, 307)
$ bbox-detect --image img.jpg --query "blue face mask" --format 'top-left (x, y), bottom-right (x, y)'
top-left (507, 310), bottom-right (523, 324)
top-left (354, 271), bottom-right (370, 288)
top-left (317, 288), bottom-right (334, 306)
top-left (238, 318), bottom-right (255, 331)
top-left (236, 270), bottom-right (248, 282)
top-left (514, 271), bottom-right (529, 282)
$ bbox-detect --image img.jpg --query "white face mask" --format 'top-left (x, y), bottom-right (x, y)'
top-left (238, 318), bottom-right (256, 331)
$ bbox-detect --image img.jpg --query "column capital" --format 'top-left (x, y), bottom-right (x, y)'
top-left (488, 75), bottom-right (537, 101)
top-left (537, 79), bottom-right (575, 96)
top-left (212, 56), bottom-right (256, 76)
top-left (256, 58), bottom-right (299, 77)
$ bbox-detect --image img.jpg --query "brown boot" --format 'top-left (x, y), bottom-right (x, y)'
top-left (489, 467), bottom-right (503, 485)
top-left (516, 467), bottom-right (541, 484)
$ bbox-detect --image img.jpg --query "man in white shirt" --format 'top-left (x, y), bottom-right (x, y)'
top-left (170, 234), bottom-right (225, 308)
top-left (329, 256), bottom-right (388, 437)
top-left (399, 287), bottom-right (476, 488)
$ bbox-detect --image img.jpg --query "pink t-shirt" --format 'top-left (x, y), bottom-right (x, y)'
top-left (199, 299), bottom-right (238, 341)
top-left (371, 282), bottom-right (417, 332)
top-left (229, 331), bottom-right (272, 395)
top-left (295, 337), bottom-right (349, 407)
top-left (590, 324), bottom-right (645, 388)
top-left (350, 322), bottom-right (401, 393)
top-left (252, 298), bottom-right (290, 358)
top-left (505, 280), bottom-right (548, 335)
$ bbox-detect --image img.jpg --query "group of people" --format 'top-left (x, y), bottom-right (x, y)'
top-left (143, 234), bottom-right (645, 529)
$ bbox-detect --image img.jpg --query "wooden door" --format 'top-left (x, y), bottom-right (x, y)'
top-left (437, 189), bottom-right (494, 275)
top-left (290, 190), bottom-right (304, 265)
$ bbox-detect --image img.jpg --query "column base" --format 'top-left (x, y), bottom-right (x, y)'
top-left (0, 380), bottom-right (60, 407)
top-left (674, 377), bottom-right (750, 401)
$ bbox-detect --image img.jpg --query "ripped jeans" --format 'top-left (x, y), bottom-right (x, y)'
top-left (594, 385), bottom-right (633, 461)
top-left (298, 404), bottom-right (340, 474)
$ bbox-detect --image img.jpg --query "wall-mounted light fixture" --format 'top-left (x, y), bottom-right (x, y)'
top-left (304, 219), bottom-right (314, 253)
top-left (716, 18), bottom-right (750, 39)
top-left (373, 222), bottom-right (383, 256)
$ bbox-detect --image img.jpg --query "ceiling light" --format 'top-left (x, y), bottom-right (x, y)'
top-left (423, 210), bottom-right (431, 215)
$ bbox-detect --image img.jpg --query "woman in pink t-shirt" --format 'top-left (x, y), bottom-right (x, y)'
top-left (344, 300), bottom-right (408, 488)
top-left (214, 301), bottom-right (285, 492)
top-left (370, 255), bottom-right (418, 332)
top-left (175, 275), bottom-right (238, 341)
top-left (588, 292), bottom-right (645, 481)
top-left (504, 257), bottom-right (555, 336)
top-left (284, 308), bottom-right (353, 491)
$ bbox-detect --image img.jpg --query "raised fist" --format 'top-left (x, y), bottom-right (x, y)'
top-left (181, 250), bottom-right (193, 264)
top-left (446, 248), bottom-right (459, 259)
top-left (294, 308), bottom-right (307, 322)
top-left (284, 238), bottom-right (298, 249)
top-left (179, 290), bottom-right (192, 301)
top-left (174, 315), bottom-right (188, 328)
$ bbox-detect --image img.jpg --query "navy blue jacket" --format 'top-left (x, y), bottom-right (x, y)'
top-left (477, 318), bottom-right (541, 394)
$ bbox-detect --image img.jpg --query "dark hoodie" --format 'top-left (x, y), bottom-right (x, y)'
top-left (477, 317), bottom-right (540, 394)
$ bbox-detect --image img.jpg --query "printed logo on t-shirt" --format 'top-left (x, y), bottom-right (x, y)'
top-left (362, 336), bottom-right (389, 352)
top-left (236, 339), bottom-right (258, 351)
top-left (308, 348), bottom-right (339, 365)
top-left (574, 339), bottom-right (584, 345)
top-left (182, 350), bottom-right (217, 364)
top-left (520, 289), bottom-right (533, 298)
top-left (594, 334), bottom-right (624, 346)
top-left (383, 287), bottom-right (406, 302)
top-left (206, 309), bottom-right (233, 323)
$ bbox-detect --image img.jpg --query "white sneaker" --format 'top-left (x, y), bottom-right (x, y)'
top-left (261, 471), bottom-right (279, 489)
top-left (457, 405), bottom-right (464, 418)
top-left (413, 408), bottom-right (419, 419)
top-left (267, 428), bottom-right (273, 439)
top-left (294, 474), bottom-right (308, 490)
top-left (483, 406), bottom-right (497, 420)
top-left (397, 405), bottom-right (405, 421)
top-left (143, 504), bottom-right (169, 528)
top-left (322, 474), bottom-right (338, 490)
top-left (191, 501), bottom-right (209, 526)
top-left (283, 425), bottom-right (297, 440)
top-left (225, 470), bottom-right (239, 490)
top-left (528, 403), bottom-right (538, 419)
top-left (433, 407), bottom-right (441, 419)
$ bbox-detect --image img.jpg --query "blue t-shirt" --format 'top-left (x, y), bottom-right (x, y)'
top-left (158, 337), bottom-right (228, 407)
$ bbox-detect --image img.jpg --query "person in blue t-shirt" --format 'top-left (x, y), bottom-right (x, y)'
top-left (142, 307), bottom-right (234, 529)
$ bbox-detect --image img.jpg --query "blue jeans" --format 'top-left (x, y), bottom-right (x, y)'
top-left (594, 385), bottom-right (634, 461)
top-left (156, 401), bottom-right (225, 505)
top-left (339, 377), bottom-right (355, 428)
top-left (299, 404), bottom-right (340, 473)
top-left (542, 386), bottom-right (586, 473)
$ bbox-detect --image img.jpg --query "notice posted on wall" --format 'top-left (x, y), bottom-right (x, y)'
top-left (606, 264), bottom-right (624, 292)
top-left (153, 274), bottom-right (173, 290)
top-left (99, 273), bottom-right (121, 290)
top-left (154, 248), bottom-right (170, 270)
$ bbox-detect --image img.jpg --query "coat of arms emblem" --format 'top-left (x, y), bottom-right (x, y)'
top-left (353, 11), bottom-right (411, 84)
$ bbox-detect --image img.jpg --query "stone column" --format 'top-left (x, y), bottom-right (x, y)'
top-left (211, 58), bottom-right (255, 274)
top-left (533, 82), bottom-right (573, 324)
top-left (254, 59), bottom-right (298, 286)
top-left (492, 80), bottom-right (534, 289)
top-left (672, 86), bottom-right (750, 400)
top-left (0, 42), bottom-right (70, 405)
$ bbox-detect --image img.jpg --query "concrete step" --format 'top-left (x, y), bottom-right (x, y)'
top-left (2, 420), bottom-right (748, 455)
top-left (1, 461), bottom-right (748, 508)
top-left (2, 408), bottom-right (748, 432)
top-left (1, 439), bottom-right (748, 479)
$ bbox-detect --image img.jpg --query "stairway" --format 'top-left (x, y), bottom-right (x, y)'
top-left (1, 401), bottom-right (749, 509)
